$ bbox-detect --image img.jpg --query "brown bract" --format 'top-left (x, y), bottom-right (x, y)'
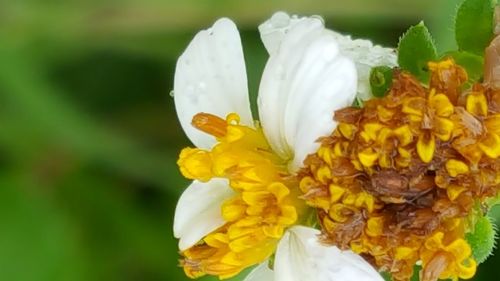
top-left (485, 35), bottom-right (500, 90)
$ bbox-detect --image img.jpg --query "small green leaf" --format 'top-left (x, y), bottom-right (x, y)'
top-left (466, 215), bottom-right (497, 264)
top-left (381, 271), bottom-right (392, 281)
top-left (455, 0), bottom-right (496, 55)
top-left (268, 254), bottom-right (275, 270)
top-left (411, 265), bottom-right (422, 281)
top-left (370, 66), bottom-right (394, 98)
top-left (398, 22), bottom-right (438, 82)
top-left (444, 51), bottom-right (484, 83)
top-left (352, 97), bottom-right (364, 108)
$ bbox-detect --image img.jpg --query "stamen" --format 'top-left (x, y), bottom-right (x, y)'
top-left (192, 113), bottom-right (228, 138)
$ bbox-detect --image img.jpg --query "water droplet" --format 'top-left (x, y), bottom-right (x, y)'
top-left (270, 12), bottom-right (290, 28)
top-left (311, 15), bottom-right (325, 25)
top-left (169, 90), bottom-right (175, 97)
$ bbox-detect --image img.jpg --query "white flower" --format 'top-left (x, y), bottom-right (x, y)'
top-left (173, 12), bottom-right (385, 281)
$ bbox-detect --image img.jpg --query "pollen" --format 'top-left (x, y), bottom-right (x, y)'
top-left (299, 59), bottom-right (500, 281)
top-left (178, 113), bottom-right (304, 279)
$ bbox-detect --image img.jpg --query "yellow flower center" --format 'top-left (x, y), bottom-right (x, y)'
top-left (178, 113), bottom-right (303, 279)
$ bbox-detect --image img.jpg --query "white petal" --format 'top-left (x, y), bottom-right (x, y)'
top-left (275, 226), bottom-right (383, 281)
top-left (174, 18), bottom-right (253, 149)
top-left (329, 31), bottom-right (397, 100)
top-left (258, 11), bottom-right (315, 55)
top-left (244, 262), bottom-right (275, 281)
top-left (173, 179), bottom-right (235, 251)
top-left (258, 13), bottom-right (357, 169)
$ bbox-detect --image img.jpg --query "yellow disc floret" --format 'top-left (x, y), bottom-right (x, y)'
top-left (420, 231), bottom-right (476, 281)
top-left (178, 113), bottom-right (303, 279)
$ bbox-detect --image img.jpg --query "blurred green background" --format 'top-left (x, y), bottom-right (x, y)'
top-left (0, 0), bottom-right (499, 280)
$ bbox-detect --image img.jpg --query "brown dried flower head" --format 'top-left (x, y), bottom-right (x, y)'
top-left (299, 58), bottom-right (500, 281)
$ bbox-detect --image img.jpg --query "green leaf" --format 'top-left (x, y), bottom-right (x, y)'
top-left (444, 51), bottom-right (484, 83)
top-left (398, 22), bottom-right (438, 82)
top-left (352, 97), bottom-right (364, 108)
top-left (466, 215), bottom-right (497, 264)
top-left (455, 0), bottom-right (496, 55)
top-left (487, 192), bottom-right (500, 208)
top-left (370, 66), bottom-right (394, 98)
top-left (0, 175), bottom-right (88, 281)
top-left (411, 265), bottom-right (422, 281)
top-left (381, 271), bottom-right (392, 281)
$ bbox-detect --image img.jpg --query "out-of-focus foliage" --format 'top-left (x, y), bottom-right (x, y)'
top-left (455, 0), bottom-right (496, 55)
top-left (0, 0), bottom-right (498, 280)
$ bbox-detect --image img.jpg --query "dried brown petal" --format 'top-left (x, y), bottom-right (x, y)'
top-left (369, 170), bottom-right (409, 196)
top-left (395, 208), bottom-right (440, 235)
top-left (334, 107), bottom-right (363, 124)
top-left (331, 158), bottom-right (358, 177)
top-left (326, 212), bottom-right (365, 249)
top-left (455, 107), bottom-right (484, 137)
top-left (485, 35), bottom-right (500, 90)
top-left (421, 252), bottom-right (450, 281)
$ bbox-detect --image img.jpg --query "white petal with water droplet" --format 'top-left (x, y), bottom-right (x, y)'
top-left (328, 31), bottom-right (397, 100)
top-left (258, 14), bottom-right (357, 169)
top-left (258, 12), bottom-right (318, 55)
top-left (174, 18), bottom-right (253, 149)
top-left (258, 15), bottom-right (325, 160)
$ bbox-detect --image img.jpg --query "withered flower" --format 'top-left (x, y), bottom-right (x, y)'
top-left (299, 58), bottom-right (500, 281)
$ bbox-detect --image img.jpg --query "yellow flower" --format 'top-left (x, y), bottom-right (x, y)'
top-left (451, 87), bottom-right (500, 163)
top-left (420, 232), bottom-right (476, 281)
top-left (402, 89), bottom-right (455, 163)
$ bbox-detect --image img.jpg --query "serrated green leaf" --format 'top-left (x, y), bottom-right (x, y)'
top-left (398, 22), bottom-right (438, 83)
top-left (455, 0), bottom-right (496, 55)
top-left (370, 66), bottom-right (394, 98)
top-left (444, 51), bottom-right (484, 83)
top-left (466, 215), bottom-right (497, 264)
